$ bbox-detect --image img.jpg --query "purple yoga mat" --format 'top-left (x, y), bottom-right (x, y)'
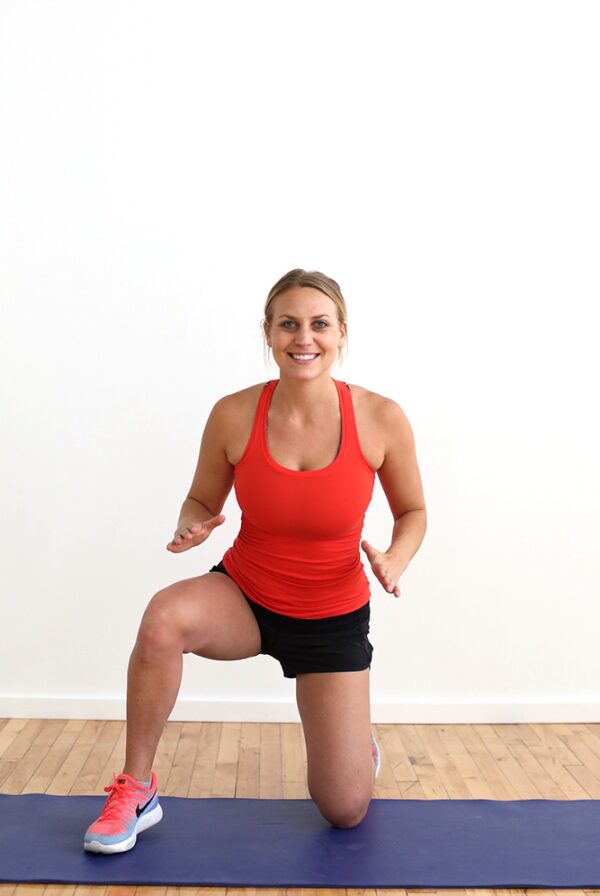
top-left (1, 794), bottom-right (599, 887)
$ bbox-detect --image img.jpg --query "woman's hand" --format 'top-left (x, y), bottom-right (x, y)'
top-left (360, 539), bottom-right (403, 597)
top-left (166, 514), bottom-right (226, 552)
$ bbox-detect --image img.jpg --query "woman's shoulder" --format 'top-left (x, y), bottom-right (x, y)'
top-left (217, 381), bottom-right (268, 409)
top-left (211, 382), bottom-right (269, 424)
top-left (212, 383), bottom-right (270, 467)
top-left (345, 381), bottom-right (402, 415)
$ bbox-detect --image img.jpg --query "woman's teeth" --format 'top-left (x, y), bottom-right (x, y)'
top-left (289, 353), bottom-right (319, 363)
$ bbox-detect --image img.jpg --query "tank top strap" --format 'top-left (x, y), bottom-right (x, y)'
top-left (258, 379), bottom-right (277, 430)
top-left (255, 379), bottom-right (277, 456)
top-left (335, 378), bottom-right (359, 455)
top-left (234, 380), bottom-right (275, 469)
top-left (258, 380), bottom-right (277, 418)
top-left (336, 379), bottom-right (376, 474)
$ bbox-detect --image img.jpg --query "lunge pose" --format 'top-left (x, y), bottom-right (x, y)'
top-left (84, 268), bottom-right (427, 853)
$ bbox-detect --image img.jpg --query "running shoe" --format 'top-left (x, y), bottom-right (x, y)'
top-left (84, 770), bottom-right (162, 853)
top-left (371, 733), bottom-right (381, 778)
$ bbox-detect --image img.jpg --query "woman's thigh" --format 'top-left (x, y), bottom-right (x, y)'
top-left (295, 668), bottom-right (374, 826)
top-left (142, 571), bottom-right (262, 660)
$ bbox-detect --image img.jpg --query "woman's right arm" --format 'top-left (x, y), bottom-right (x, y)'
top-left (167, 397), bottom-right (235, 552)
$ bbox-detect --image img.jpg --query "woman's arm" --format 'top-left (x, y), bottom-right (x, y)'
top-left (385, 509), bottom-right (427, 577)
top-left (166, 397), bottom-right (234, 551)
top-left (360, 397), bottom-right (427, 595)
top-left (183, 396), bottom-right (235, 518)
top-left (176, 496), bottom-right (216, 531)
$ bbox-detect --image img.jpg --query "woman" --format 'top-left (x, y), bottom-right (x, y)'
top-left (83, 268), bottom-right (427, 853)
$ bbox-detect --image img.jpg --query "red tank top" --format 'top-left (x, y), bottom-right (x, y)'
top-left (221, 378), bottom-right (377, 618)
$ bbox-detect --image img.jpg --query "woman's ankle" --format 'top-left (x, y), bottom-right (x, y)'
top-left (121, 767), bottom-right (153, 787)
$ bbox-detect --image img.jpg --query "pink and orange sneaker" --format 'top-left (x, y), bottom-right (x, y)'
top-left (84, 771), bottom-right (162, 853)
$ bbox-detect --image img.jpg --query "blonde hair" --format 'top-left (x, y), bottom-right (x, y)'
top-left (262, 268), bottom-right (348, 369)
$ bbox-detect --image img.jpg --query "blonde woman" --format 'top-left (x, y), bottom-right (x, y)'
top-left (84, 268), bottom-right (427, 853)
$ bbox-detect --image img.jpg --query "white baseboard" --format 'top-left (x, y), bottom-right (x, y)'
top-left (0, 697), bottom-right (300, 722)
top-left (1, 696), bottom-right (599, 723)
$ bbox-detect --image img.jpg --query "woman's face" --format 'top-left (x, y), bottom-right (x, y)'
top-left (265, 287), bottom-right (346, 377)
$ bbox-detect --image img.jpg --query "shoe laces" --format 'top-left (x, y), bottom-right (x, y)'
top-left (100, 772), bottom-right (144, 821)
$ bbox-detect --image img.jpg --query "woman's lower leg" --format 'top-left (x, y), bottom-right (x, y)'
top-left (121, 638), bottom-right (183, 783)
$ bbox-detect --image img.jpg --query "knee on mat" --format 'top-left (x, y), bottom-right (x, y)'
top-left (318, 796), bottom-right (371, 829)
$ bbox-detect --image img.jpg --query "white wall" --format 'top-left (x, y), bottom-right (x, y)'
top-left (1, 0), bottom-right (599, 723)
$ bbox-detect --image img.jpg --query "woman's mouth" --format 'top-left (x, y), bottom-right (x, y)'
top-left (287, 353), bottom-right (320, 364)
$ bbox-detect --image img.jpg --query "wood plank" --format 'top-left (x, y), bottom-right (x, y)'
top-left (49, 720), bottom-right (105, 796)
top-left (11, 887), bottom-right (46, 896)
top-left (522, 725), bottom-right (591, 799)
top-left (374, 891), bottom-right (406, 896)
top-left (2, 720), bottom-right (66, 794)
top-left (165, 888), bottom-right (218, 896)
top-left (281, 722), bottom-right (307, 799)
top-left (388, 724), bottom-right (436, 799)
top-left (24, 721), bottom-right (85, 794)
top-left (417, 724), bottom-right (474, 798)
top-left (236, 721), bottom-right (260, 798)
top-left (72, 888), bottom-right (107, 896)
top-left (475, 724), bottom-right (546, 797)
top-left (97, 724), bottom-right (127, 790)
top-left (2, 720), bottom-right (46, 762)
top-left (213, 722), bottom-right (240, 798)
top-left (374, 723), bottom-right (415, 795)
top-left (434, 724), bottom-right (492, 798)
top-left (0, 719), bottom-right (28, 758)
top-left (493, 728), bottom-right (569, 799)
top-left (259, 723), bottom-right (282, 798)
top-left (77, 721), bottom-right (124, 795)
top-left (373, 724), bottom-right (404, 798)
top-left (164, 721), bottom-right (201, 797)
top-left (153, 720), bottom-right (183, 790)
top-left (189, 722), bottom-right (221, 798)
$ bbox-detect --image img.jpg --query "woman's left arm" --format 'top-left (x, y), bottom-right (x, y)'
top-left (360, 398), bottom-right (427, 597)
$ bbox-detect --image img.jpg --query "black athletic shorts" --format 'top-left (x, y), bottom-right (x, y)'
top-left (208, 559), bottom-right (374, 679)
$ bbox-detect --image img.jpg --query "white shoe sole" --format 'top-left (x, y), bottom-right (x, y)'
top-left (84, 802), bottom-right (163, 854)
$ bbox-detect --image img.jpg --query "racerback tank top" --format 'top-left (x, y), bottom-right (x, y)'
top-left (221, 378), bottom-right (377, 619)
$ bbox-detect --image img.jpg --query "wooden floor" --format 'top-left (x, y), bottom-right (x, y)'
top-left (2, 718), bottom-right (600, 895)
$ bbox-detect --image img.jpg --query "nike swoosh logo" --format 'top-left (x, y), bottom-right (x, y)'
top-left (136, 790), bottom-right (157, 817)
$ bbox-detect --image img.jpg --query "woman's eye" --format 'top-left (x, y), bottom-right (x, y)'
top-left (280, 321), bottom-right (328, 328)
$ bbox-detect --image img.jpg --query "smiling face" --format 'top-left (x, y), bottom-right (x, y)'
top-left (264, 287), bottom-right (347, 377)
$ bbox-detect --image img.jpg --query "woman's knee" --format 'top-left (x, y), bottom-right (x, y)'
top-left (135, 589), bottom-right (186, 656)
top-left (316, 792), bottom-right (372, 829)
top-left (309, 773), bottom-right (373, 828)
